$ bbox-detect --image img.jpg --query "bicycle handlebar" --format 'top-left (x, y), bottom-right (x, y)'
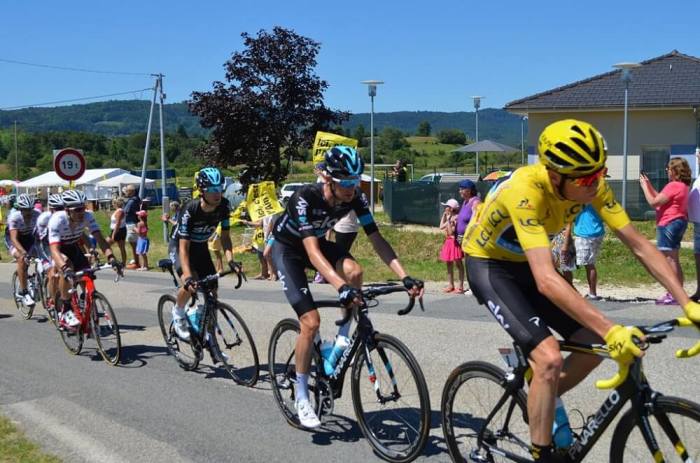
top-left (186, 263), bottom-right (246, 307)
top-left (66, 262), bottom-right (122, 293)
top-left (314, 284), bottom-right (424, 326)
top-left (595, 317), bottom-right (699, 389)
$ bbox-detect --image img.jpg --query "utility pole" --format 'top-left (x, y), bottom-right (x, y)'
top-left (139, 76), bottom-right (158, 199)
top-left (14, 121), bottom-right (18, 180)
top-left (156, 74), bottom-right (168, 242)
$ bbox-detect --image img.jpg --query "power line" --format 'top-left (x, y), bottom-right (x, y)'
top-left (0, 88), bottom-right (155, 110)
top-left (0, 57), bottom-right (153, 76)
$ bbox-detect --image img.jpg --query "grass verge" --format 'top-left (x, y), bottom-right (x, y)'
top-left (0, 415), bottom-right (61, 463)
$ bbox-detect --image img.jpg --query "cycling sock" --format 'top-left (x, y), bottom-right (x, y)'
top-left (530, 442), bottom-right (554, 462)
top-left (172, 305), bottom-right (186, 318)
top-left (296, 373), bottom-right (309, 402)
top-left (337, 320), bottom-right (351, 338)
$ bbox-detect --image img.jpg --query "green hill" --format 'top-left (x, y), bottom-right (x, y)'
top-left (0, 101), bottom-right (524, 146)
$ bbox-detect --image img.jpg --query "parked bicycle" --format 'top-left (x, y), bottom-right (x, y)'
top-left (440, 317), bottom-right (700, 463)
top-left (56, 260), bottom-right (123, 365)
top-left (12, 256), bottom-right (44, 321)
top-left (268, 284), bottom-right (431, 463)
top-left (157, 259), bottom-right (260, 387)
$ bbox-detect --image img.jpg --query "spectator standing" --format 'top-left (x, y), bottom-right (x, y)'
top-left (392, 159), bottom-right (408, 182)
top-left (688, 148), bottom-right (700, 302)
top-left (551, 223), bottom-right (575, 284)
top-left (573, 204), bottom-right (605, 300)
top-left (456, 179), bottom-right (480, 294)
top-left (109, 197), bottom-right (127, 265)
top-left (640, 157), bottom-right (691, 305)
top-left (162, 200), bottom-right (181, 238)
top-left (262, 212), bottom-right (280, 280)
top-left (135, 210), bottom-right (150, 270)
top-left (439, 198), bottom-right (464, 293)
top-left (122, 184), bottom-right (142, 269)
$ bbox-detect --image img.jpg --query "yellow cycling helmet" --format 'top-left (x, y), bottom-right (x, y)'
top-left (538, 119), bottom-right (607, 176)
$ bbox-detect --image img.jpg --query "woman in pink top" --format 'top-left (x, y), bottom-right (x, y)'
top-left (640, 157), bottom-right (691, 304)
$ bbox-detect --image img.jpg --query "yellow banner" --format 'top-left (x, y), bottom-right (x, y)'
top-left (252, 226), bottom-right (265, 250)
top-left (246, 181), bottom-right (283, 222)
top-left (230, 200), bottom-right (247, 225)
top-left (312, 132), bottom-right (358, 163)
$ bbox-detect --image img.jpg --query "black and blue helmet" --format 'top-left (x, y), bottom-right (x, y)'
top-left (324, 146), bottom-right (364, 179)
top-left (196, 167), bottom-right (223, 191)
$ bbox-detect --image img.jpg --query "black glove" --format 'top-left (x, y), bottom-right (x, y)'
top-left (62, 267), bottom-right (76, 282)
top-left (402, 276), bottom-right (424, 291)
top-left (110, 258), bottom-right (124, 275)
top-left (183, 276), bottom-right (196, 292)
top-left (228, 260), bottom-right (242, 273)
top-left (338, 284), bottom-right (362, 307)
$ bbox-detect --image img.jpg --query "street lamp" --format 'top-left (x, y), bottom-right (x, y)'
top-left (613, 62), bottom-right (641, 210)
top-left (361, 80), bottom-right (384, 214)
top-left (521, 115), bottom-right (528, 165)
top-left (472, 96), bottom-right (483, 174)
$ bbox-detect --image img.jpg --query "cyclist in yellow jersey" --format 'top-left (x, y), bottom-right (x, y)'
top-left (462, 119), bottom-right (700, 462)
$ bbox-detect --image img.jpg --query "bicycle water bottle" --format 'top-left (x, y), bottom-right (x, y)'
top-left (187, 304), bottom-right (205, 334)
top-left (322, 335), bottom-right (350, 375)
top-left (552, 397), bottom-right (573, 449)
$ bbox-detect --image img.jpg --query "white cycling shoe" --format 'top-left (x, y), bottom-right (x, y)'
top-left (295, 399), bottom-right (321, 429)
top-left (171, 308), bottom-right (191, 341)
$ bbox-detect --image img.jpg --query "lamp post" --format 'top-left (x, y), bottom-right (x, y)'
top-left (361, 80), bottom-right (384, 214)
top-left (613, 62), bottom-right (641, 210)
top-left (472, 96), bottom-right (483, 174)
top-left (14, 120), bottom-right (18, 180)
top-left (521, 115), bottom-right (528, 165)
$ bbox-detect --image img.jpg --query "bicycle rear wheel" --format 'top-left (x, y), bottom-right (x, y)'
top-left (351, 333), bottom-right (430, 463)
top-left (12, 271), bottom-right (34, 319)
top-left (157, 294), bottom-right (199, 371)
top-left (441, 361), bottom-right (530, 463)
top-left (211, 302), bottom-right (259, 386)
top-left (268, 318), bottom-right (324, 429)
top-left (91, 292), bottom-right (121, 365)
top-left (610, 395), bottom-right (700, 462)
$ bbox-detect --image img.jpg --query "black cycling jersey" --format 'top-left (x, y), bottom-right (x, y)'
top-left (173, 198), bottom-right (231, 243)
top-left (272, 183), bottom-right (377, 247)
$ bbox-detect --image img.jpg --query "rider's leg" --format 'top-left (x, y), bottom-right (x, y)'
top-left (335, 257), bottom-right (362, 338)
top-left (295, 309), bottom-right (321, 381)
top-left (527, 336), bottom-right (563, 447)
top-left (14, 250), bottom-right (27, 291)
top-left (557, 327), bottom-right (603, 396)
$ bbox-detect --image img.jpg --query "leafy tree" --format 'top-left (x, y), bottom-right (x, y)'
top-left (437, 129), bottom-right (467, 145)
top-left (377, 127), bottom-right (409, 154)
top-left (416, 120), bottom-right (431, 136)
top-left (353, 124), bottom-right (367, 147)
top-left (188, 27), bottom-right (347, 186)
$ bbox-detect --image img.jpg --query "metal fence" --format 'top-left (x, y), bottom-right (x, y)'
top-left (382, 179), bottom-right (658, 227)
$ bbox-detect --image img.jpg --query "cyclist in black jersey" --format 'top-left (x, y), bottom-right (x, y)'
top-left (271, 146), bottom-right (424, 429)
top-left (170, 167), bottom-right (237, 342)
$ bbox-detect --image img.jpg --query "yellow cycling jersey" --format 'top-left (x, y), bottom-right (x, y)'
top-left (462, 163), bottom-right (630, 262)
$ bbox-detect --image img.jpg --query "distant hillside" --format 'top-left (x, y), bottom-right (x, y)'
top-left (0, 101), bottom-right (525, 147)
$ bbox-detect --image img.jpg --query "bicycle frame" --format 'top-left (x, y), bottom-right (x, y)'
top-left (68, 274), bottom-right (97, 332)
top-left (184, 287), bottom-right (219, 359)
top-left (478, 341), bottom-right (677, 463)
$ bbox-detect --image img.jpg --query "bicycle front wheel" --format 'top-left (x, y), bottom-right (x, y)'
top-left (91, 292), bottom-right (121, 365)
top-left (610, 395), bottom-right (700, 462)
top-left (351, 333), bottom-right (430, 463)
top-left (441, 361), bottom-right (530, 463)
top-left (211, 303), bottom-right (259, 386)
top-left (157, 294), bottom-right (199, 371)
top-left (12, 271), bottom-right (34, 319)
top-left (57, 296), bottom-right (84, 356)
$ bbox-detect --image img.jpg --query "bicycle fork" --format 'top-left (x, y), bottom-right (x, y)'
top-left (363, 344), bottom-right (401, 405)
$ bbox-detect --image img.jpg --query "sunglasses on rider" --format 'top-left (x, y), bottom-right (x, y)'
top-left (569, 167), bottom-right (607, 187)
top-left (333, 177), bottom-right (361, 189)
top-left (68, 207), bottom-right (86, 213)
top-left (204, 185), bottom-right (223, 193)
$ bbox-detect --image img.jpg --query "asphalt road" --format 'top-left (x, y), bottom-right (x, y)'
top-left (0, 263), bottom-right (698, 462)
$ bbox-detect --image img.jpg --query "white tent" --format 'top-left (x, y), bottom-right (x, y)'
top-left (96, 173), bottom-right (154, 188)
top-left (16, 168), bottom-right (131, 200)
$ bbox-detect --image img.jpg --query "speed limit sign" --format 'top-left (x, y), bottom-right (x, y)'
top-left (53, 148), bottom-right (86, 181)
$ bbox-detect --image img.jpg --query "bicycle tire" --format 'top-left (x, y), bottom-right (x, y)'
top-left (57, 295), bottom-right (84, 356)
top-left (91, 292), bottom-right (121, 365)
top-left (441, 361), bottom-right (530, 463)
top-left (211, 302), bottom-right (259, 387)
top-left (609, 395), bottom-right (700, 462)
top-left (157, 294), bottom-right (199, 371)
top-left (268, 318), bottom-right (324, 430)
top-left (351, 333), bottom-right (431, 463)
top-left (12, 271), bottom-right (34, 319)
top-left (40, 270), bottom-right (50, 310)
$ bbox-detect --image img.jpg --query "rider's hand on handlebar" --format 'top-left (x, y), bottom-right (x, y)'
top-left (402, 276), bottom-right (425, 299)
top-left (676, 303), bottom-right (700, 358)
top-left (62, 265), bottom-right (76, 282)
top-left (596, 324), bottom-right (645, 389)
top-left (228, 260), bottom-right (242, 273)
top-left (183, 276), bottom-right (197, 294)
top-left (683, 301), bottom-right (700, 324)
top-left (338, 284), bottom-right (362, 308)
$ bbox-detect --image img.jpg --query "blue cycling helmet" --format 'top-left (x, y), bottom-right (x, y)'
top-left (324, 146), bottom-right (364, 179)
top-left (196, 167), bottom-right (223, 191)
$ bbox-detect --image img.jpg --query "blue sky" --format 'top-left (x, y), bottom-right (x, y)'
top-left (1, 0), bottom-right (698, 114)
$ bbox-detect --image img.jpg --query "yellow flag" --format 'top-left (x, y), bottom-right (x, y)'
top-left (312, 131), bottom-right (358, 163)
top-left (230, 200), bottom-right (247, 225)
top-left (252, 226), bottom-right (265, 250)
top-left (246, 181), bottom-right (284, 222)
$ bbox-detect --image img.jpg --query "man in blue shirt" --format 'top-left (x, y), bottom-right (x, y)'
top-left (573, 204), bottom-right (605, 299)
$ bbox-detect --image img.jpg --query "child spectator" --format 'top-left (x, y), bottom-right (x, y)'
top-left (135, 210), bottom-right (150, 271)
top-left (574, 204), bottom-right (605, 300)
top-left (439, 198), bottom-right (464, 293)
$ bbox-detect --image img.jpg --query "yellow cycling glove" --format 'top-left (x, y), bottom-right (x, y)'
top-left (683, 301), bottom-right (700, 323)
top-left (677, 302), bottom-right (700, 358)
top-left (596, 324), bottom-right (644, 389)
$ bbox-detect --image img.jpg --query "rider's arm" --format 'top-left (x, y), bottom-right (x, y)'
top-left (525, 246), bottom-right (613, 338)
top-left (303, 236), bottom-right (347, 290)
top-left (179, 239), bottom-right (193, 281)
top-left (220, 228), bottom-right (234, 263)
top-left (366, 231), bottom-right (409, 279)
top-left (92, 230), bottom-right (115, 260)
top-left (49, 243), bottom-right (67, 270)
top-left (615, 223), bottom-right (689, 306)
top-left (9, 229), bottom-right (26, 256)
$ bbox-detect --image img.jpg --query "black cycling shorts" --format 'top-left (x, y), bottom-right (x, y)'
top-left (169, 239), bottom-right (217, 287)
top-left (466, 256), bottom-right (583, 356)
top-left (271, 239), bottom-right (353, 317)
top-left (60, 243), bottom-right (90, 271)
